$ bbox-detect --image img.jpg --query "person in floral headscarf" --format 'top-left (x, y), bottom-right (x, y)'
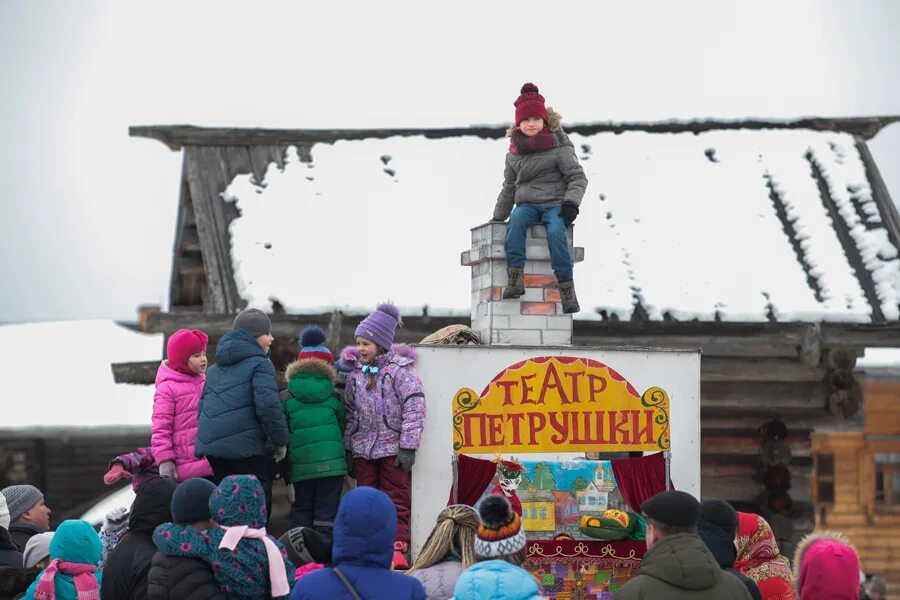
top-left (734, 512), bottom-right (795, 600)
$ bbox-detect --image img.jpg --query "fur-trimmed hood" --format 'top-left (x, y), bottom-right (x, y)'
top-left (506, 106), bottom-right (563, 137)
top-left (339, 343), bottom-right (418, 370)
top-left (793, 530), bottom-right (859, 599)
top-left (286, 357), bottom-right (337, 384)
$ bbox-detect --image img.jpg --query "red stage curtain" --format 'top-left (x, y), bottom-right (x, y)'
top-left (611, 452), bottom-right (672, 512)
top-left (448, 454), bottom-right (497, 506)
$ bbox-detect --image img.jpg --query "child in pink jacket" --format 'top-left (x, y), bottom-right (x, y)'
top-left (152, 329), bottom-right (213, 480)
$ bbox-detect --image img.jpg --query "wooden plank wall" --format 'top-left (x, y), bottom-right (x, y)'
top-left (812, 381), bottom-right (900, 589)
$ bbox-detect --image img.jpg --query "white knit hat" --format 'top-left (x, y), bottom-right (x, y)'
top-left (23, 532), bottom-right (54, 568)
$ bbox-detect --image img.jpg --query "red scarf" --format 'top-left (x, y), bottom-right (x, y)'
top-left (509, 127), bottom-right (560, 154)
top-left (34, 559), bottom-right (100, 600)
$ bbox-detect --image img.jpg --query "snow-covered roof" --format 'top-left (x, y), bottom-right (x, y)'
top-left (222, 128), bottom-right (900, 322)
top-left (0, 320), bottom-right (160, 429)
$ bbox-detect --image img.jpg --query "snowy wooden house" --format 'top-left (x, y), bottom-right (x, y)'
top-left (121, 115), bottom-right (900, 553)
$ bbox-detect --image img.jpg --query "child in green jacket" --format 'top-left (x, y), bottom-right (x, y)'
top-left (281, 327), bottom-right (346, 535)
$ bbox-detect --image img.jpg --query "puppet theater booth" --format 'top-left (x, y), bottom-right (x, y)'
top-left (412, 346), bottom-right (700, 599)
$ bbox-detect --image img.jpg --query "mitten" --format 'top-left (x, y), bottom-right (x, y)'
top-left (345, 450), bottom-right (356, 478)
top-left (560, 202), bottom-right (579, 228)
top-left (395, 449), bottom-right (416, 472)
top-left (274, 445), bottom-right (288, 462)
top-left (102, 507), bottom-right (129, 533)
top-left (103, 463), bottom-right (131, 485)
top-left (158, 461), bottom-right (178, 480)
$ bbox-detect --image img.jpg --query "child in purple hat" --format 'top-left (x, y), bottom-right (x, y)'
top-left (340, 303), bottom-right (426, 569)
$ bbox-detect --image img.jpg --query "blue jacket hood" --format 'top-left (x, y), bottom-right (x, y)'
top-left (332, 487), bottom-right (396, 568)
top-left (215, 329), bottom-right (266, 366)
top-left (452, 560), bottom-right (541, 600)
top-left (50, 520), bottom-right (102, 566)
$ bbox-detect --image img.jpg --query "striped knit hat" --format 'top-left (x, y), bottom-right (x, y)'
top-left (474, 495), bottom-right (526, 560)
top-left (297, 326), bottom-right (333, 362)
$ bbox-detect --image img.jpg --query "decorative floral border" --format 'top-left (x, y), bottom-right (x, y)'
top-left (525, 540), bottom-right (645, 566)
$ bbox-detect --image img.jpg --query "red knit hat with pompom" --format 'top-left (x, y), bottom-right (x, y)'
top-left (514, 83), bottom-right (549, 125)
top-left (166, 329), bottom-right (209, 374)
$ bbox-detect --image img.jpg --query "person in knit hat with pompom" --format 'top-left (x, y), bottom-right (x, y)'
top-left (152, 329), bottom-right (213, 482)
top-left (492, 82), bottom-right (588, 314)
top-left (280, 326), bottom-right (346, 534)
top-left (451, 495), bottom-right (540, 600)
top-left (341, 303), bottom-right (426, 569)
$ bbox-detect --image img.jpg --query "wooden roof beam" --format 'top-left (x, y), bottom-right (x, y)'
top-left (129, 115), bottom-right (900, 149)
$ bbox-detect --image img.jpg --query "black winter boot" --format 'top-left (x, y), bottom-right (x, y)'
top-left (503, 267), bottom-right (525, 299)
top-left (559, 280), bottom-right (580, 314)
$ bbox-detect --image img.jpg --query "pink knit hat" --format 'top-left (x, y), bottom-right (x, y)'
top-left (166, 329), bottom-right (209, 374)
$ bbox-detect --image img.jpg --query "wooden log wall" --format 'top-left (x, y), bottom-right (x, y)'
top-left (0, 429), bottom-right (152, 524)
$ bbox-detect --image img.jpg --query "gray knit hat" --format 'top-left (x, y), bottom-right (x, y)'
top-left (1, 485), bottom-right (44, 523)
top-left (0, 494), bottom-right (9, 530)
top-left (233, 308), bottom-right (272, 338)
top-left (23, 532), bottom-right (53, 568)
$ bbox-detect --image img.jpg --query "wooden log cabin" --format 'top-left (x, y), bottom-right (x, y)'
top-left (117, 116), bottom-right (900, 551)
top-left (811, 353), bottom-right (900, 587)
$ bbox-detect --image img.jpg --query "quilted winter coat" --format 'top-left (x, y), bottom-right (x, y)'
top-left (195, 329), bottom-right (289, 460)
top-left (151, 362), bottom-right (212, 480)
top-left (450, 560), bottom-right (541, 600)
top-left (491, 108), bottom-right (588, 221)
top-left (289, 487), bottom-right (424, 600)
top-left (342, 345), bottom-right (426, 460)
top-left (410, 559), bottom-right (463, 600)
top-left (281, 358), bottom-right (346, 482)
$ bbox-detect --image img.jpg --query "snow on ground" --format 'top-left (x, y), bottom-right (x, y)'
top-left (0, 320), bottom-right (161, 428)
top-left (223, 129), bottom-right (900, 322)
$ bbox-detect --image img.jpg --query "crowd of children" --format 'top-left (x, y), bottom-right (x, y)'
top-left (0, 83), bottom-right (891, 599)
top-left (0, 300), bottom-right (893, 598)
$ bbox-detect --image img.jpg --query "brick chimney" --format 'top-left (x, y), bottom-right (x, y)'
top-left (461, 222), bottom-right (584, 345)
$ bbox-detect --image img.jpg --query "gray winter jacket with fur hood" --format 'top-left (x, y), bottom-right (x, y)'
top-left (492, 108), bottom-right (588, 221)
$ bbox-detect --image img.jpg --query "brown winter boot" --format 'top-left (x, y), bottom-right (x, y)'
top-left (503, 267), bottom-right (525, 299)
top-left (559, 280), bottom-right (580, 314)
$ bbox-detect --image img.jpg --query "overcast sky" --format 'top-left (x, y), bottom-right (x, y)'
top-left (1, 0), bottom-right (899, 323)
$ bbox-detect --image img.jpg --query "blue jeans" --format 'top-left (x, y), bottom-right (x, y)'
top-left (505, 204), bottom-right (573, 282)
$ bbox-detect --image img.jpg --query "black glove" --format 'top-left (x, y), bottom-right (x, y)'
top-left (345, 450), bottom-right (356, 478)
top-left (395, 449), bottom-right (416, 472)
top-left (560, 202), bottom-right (579, 228)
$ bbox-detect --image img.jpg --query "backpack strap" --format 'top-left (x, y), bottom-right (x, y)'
top-left (332, 566), bottom-right (363, 600)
